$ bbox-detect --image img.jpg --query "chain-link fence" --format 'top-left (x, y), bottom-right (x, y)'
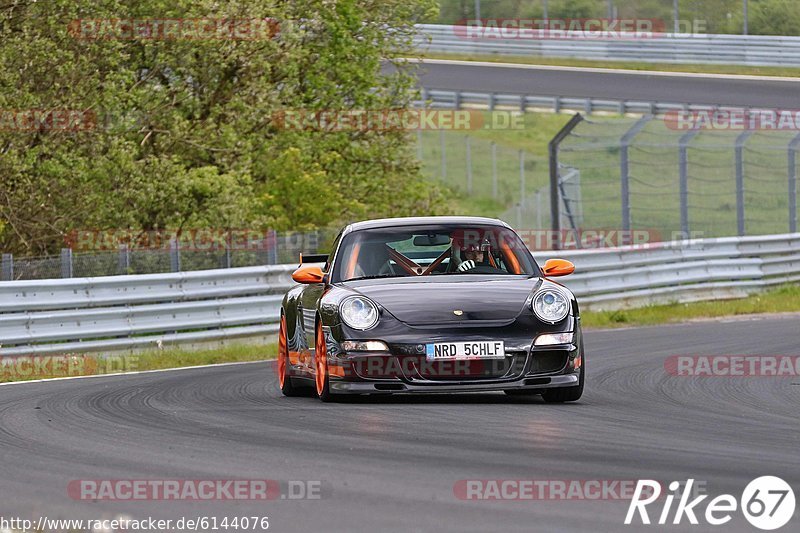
top-left (417, 129), bottom-right (553, 225)
top-left (1, 230), bottom-right (338, 281)
top-left (555, 114), bottom-right (799, 240)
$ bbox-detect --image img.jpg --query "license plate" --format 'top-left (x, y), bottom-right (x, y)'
top-left (425, 341), bottom-right (505, 360)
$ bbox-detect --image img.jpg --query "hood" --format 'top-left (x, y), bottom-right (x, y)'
top-left (344, 276), bottom-right (541, 325)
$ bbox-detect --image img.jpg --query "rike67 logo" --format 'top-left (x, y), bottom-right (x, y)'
top-left (626, 477), bottom-right (796, 530)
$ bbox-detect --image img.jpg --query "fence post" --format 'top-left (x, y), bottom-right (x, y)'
top-left (118, 244), bottom-right (131, 274)
top-left (60, 248), bottom-right (73, 278)
top-left (536, 191), bottom-right (543, 229)
top-left (788, 133), bottom-right (800, 233)
top-left (268, 229), bottom-right (278, 265)
top-left (440, 129), bottom-right (447, 180)
top-left (678, 129), bottom-right (701, 238)
top-left (225, 235), bottom-right (232, 269)
top-left (1, 253), bottom-right (12, 281)
top-left (548, 113), bottom-right (584, 250)
top-left (491, 142), bottom-right (498, 199)
top-left (620, 115), bottom-right (653, 233)
top-left (519, 150), bottom-right (525, 208)
top-left (735, 130), bottom-right (754, 236)
top-left (466, 135), bottom-right (472, 194)
top-left (170, 238), bottom-right (181, 272)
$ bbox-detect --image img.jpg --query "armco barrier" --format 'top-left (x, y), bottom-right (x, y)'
top-left (0, 234), bottom-right (798, 355)
top-left (414, 24), bottom-right (800, 68)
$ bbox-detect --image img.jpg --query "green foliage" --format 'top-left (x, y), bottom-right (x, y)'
top-left (434, 0), bottom-right (796, 36)
top-left (0, 0), bottom-right (444, 255)
top-left (727, 0), bottom-right (800, 36)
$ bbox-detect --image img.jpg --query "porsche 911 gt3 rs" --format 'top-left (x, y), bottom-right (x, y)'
top-left (278, 216), bottom-right (583, 402)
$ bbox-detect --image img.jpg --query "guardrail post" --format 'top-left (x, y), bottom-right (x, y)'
top-left (454, 90), bottom-right (462, 110)
top-left (519, 95), bottom-right (526, 113)
top-left (584, 99), bottom-right (593, 115)
top-left (488, 93), bottom-right (495, 111)
top-left (548, 113), bottom-right (584, 250)
top-left (1, 253), bottom-right (12, 281)
top-left (60, 248), bottom-right (73, 278)
top-left (788, 133), bottom-right (800, 233)
top-left (620, 115), bottom-right (653, 233)
top-left (466, 135), bottom-right (473, 194)
top-left (118, 244), bottom-right (130, 274)
top-left (553, 96), bottom-right (561, 114)
top-left (491, 141), bottom-right (498, 199)
top-left (170, 238), bottom-right (181, 272)
top-left (735, 130), bottom-right (754, 236)
top-left (678, 128), bottom-right (700, 238)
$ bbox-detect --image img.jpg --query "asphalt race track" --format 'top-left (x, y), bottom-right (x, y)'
top-left (406, 59), bottom-right (800, 109)
top-left (0, 315), bottom-right (798, 532)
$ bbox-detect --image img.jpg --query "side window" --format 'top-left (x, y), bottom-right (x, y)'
top-left (324, 232), bottom-right (342, 273)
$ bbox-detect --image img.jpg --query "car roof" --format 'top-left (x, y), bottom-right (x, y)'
top-left (342, 216), bottom-right (512, 234)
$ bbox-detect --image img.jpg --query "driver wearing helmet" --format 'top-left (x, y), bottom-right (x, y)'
top-left (456, 237), bottom-right (491, 272)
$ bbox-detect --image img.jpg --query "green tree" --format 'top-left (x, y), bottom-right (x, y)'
top-left (0, 0), bottom-right (443, 255)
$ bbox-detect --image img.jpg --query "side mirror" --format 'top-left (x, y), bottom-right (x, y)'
top-left (542, 258), bottom-right (575, 277)
top-left (292, 264), bottom-right (324, 284)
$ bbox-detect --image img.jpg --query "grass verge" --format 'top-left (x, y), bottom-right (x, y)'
top-left (0, 342), bottom-right (277, 384)
top-left (582, 285), bottom-right (800, 329)
top-left (419, 53), bottom-right (800, 78)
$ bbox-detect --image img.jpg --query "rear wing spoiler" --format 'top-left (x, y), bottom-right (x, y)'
top-left (299, 253), bottom-right (328, 264)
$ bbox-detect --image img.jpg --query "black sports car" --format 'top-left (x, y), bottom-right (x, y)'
top-left (278, 216), bottom-right (583, 402)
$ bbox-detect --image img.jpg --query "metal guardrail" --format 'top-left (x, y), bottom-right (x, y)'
top-left (415, 24), bottom-right (800, 67)
top-left (553, 233), bottom-right (800, 309)
top-left (0, 233), bottom-right (798, 355)
top-left (418, 87), bottom-right (777, 117)
top-left (0, 265), bottom-right (297, 356)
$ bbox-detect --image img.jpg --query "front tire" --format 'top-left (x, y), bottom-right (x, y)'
top-left (542, 358), bottom-right (584, 403)
top-left (315, 321), bottom-right (334, 402)
top-left (278, 314), bottom-right (303, 397)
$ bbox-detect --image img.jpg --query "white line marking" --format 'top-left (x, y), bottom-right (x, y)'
top-left (401, 57), bottom-right (800, 83)
top-left (0, 359), bottom-right (274, 387)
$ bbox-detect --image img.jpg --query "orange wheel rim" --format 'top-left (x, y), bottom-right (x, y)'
top-left (315, 323), bottom-right (327, 396)
top-left (278, 315), bottom-right (287, 389)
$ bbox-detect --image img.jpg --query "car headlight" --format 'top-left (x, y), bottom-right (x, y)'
top-left (340, 296), bottom-right (380, 330)
top-left (532, 289), bottom-right (570, 323)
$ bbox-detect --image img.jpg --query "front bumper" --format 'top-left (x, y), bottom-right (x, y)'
top-left (329, 372), bottom-right (579, 394)
top-left (322, 329), bottom-right (583, 395)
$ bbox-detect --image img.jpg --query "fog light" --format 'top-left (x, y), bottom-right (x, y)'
top-left (534, 332), bottom-right (574, 346)
top-left (340, 340), bottom-right (389, 352)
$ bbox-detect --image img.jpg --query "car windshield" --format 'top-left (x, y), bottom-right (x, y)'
top-left (332, 224), bottom-right (538, 282)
